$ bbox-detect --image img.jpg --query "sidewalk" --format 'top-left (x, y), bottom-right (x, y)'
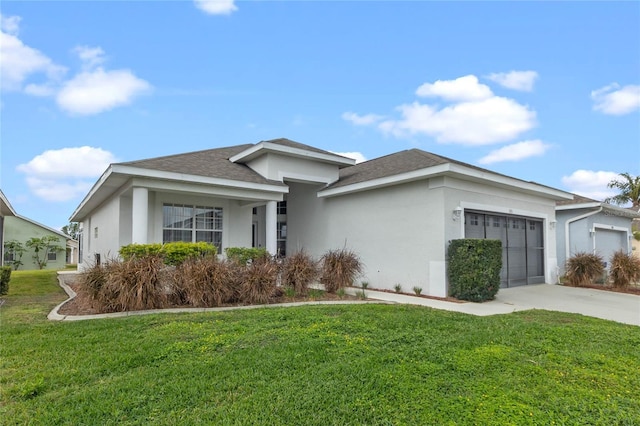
top-left (350, 284), bottom-right (640, 326)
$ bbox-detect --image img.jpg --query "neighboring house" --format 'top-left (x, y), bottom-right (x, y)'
top-left (1, 189), bottom-right (18, 267)
top-left (66, 239), bottom-right (79, 265)
top-left (71, 138), bottom-right (572, 298)
top-left (3, 214), bottom-right (70, 271)
top-left (630, 212), bottom-right (640, 258)
top-left (556, 194), bottom-right (640, 273)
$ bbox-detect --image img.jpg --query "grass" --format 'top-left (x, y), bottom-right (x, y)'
top-left (1, 271), bottom-right (640, 425)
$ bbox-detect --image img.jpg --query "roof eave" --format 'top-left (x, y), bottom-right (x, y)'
top-left (319, 163), bottom-right (574, 200)
top-left (230, 142), bottom-right (355, 167)
top-left (70, 164), bottom-right (289, 222)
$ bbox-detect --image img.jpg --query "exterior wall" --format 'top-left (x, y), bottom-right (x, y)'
top-left (556, 209), bottom-right (634, 272)
top-left (247, 153), bottom-right (339, 183)
top-left (289, 180), bottom-right (444, 296)
top-left (82, 196), bottom-right (122, 266)
top-left (4, 216), bottom-right (67, 270)
top-left (0, 215), bottom-right (4, 266)
top-left (291, 176), bottom-right (559, 297)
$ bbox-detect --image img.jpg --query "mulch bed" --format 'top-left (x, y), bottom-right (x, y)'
top-left (562, 282), bottom-right (640, 296)
top-left (57, 275), bottom-right (359, 316)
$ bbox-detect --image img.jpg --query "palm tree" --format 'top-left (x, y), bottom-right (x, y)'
top-left (604, 172), bottom-right (640, 210)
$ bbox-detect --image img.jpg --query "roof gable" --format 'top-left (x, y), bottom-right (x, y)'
top-left (119, 144), bottom-right (283, 186)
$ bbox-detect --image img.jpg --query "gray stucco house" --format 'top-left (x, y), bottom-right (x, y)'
top-left (1, 189), bottom-right (17, 266)
top-left (556, 194), bottom-right (640, 274)
top-left (71, 138), bottom-right (573, 297)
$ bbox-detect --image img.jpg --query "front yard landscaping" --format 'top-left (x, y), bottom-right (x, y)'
top-left (1, 270), bottom-right (639, 425)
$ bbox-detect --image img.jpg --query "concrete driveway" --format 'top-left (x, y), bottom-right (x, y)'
top-left (360, 284), bottom-right (640, 326)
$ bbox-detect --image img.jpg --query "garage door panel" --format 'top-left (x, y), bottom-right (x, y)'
top-left (465, 212), bottom-right (545, 288)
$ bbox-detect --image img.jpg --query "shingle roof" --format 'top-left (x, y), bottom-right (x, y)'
top-left (118, 144), bottom-right (286, 186)
top-left (556, 193), bottom-right (598, 206)
top-left (325, 149), bottom-right (448, 189)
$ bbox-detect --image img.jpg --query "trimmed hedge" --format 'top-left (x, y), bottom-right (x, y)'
top-left (448, 239), bottom-right (502, 302)
top-left (225, 247), bottom-right (269, 265)
top-left (119, 242), bottom-right (217, 266)
top-left (0, 266), bottom-right (11, 295)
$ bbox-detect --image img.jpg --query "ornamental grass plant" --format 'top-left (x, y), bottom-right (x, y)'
top-left (609, 250), bottom-right (640, 288)
top-left (281, 251), bottom-right (319, 296)
top-left (565, 252), bottom-right (605, 287)
top-left (320, 248), bottom-right (363, 293)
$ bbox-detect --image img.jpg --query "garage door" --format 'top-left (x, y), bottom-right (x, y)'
top-left (465, 212), bottom-right (544, 288)
top-left (595, 228), bottom-right (627, 268)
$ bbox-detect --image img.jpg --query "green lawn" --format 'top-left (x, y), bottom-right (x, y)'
top-left (1, 270), bottom-right (639, 425)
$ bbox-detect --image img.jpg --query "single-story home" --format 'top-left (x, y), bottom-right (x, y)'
top-left (71, 138), bottom-right (574, 297)
top-left (1, 189), bottom-right (18, 267)
top-left (556, 194), bottom-right (640, 273)
top-left (2, 199), bottom-right (71, 270)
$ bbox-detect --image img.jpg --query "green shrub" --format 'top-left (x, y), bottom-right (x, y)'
top-left (119, 244), bottom-right (163, 260)
top-left (162, 242), bottom-right (216, 266)
top-left (565, 252), bottom-right (605, 287)
top-left (609, 250), bottom-right (640, 288)
top-left (448, 239), bottom-right (502, 302)
top-left (0, 266), bottom-right (12, 295)
top-left (119, 242), bottom-right (216, 266)
top-left (320, 248), bottom-right (363, 293)
top-left (281, 251), bottom-right (318, 296)
top-left (225, 247), bottom-right (269, 265)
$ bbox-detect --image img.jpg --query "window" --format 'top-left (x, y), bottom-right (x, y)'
top-left (94, 227), bottom-right (98, 238)
top-left (252, 207), bottom-right (257, 215)
top-left (163, 203), bottom-right (222, 251)
top-left (48, 252), bottom-right (57, 261)
top-left (277, 221), bottom-right (287, 257)
top-left (277, 201), bottom-right (287, 215)
top-left (4, 251), bottom-right (14, 262)
top-left (470, 214), bottom-right (479, 226)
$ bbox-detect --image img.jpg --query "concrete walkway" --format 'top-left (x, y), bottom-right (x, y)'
top-left (355, 284), bottom-right (640, 326)
top-left (51, 273), bottom-right (639, 326)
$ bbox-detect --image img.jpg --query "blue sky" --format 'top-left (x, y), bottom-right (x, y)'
top-left (1, 1), bottom-right (639, 231)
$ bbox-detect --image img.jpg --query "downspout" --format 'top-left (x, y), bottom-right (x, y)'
top-left (564, 206), bottom-right (603, 261)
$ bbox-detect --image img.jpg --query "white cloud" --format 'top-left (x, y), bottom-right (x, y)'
top-left (478, 140), bottom-right (550, 164)
top-left (591, 83), bottom-right (640, 115)
top-left (1, 14), bottom-right (21, 34)
top-left (342, 111), bottom-right (384, 126)
top-left (17, 147), bottom-right (118, 202)
top-left (330, 151), bottom-right (367, 164)
top-left (194, 0), bottom-right (238, 15)
top-left (561, 170), bottom-right (620, 201)
top-left (74, 45), bottom-right (106, 70)
top-left (378, 96), bottom-right (536, 145)
top-left (56, 68), bottom-right (152, 115)
top-left (486, 71), bottom-right (538, 92)
top-left (416, 75), bottom-right (492, 101)
top-left (347, 74), bottom-right (537, 145)
top-left (0, 14), bottom-right (66, 91)
top-left (0, 15), bottom-right (150, 115)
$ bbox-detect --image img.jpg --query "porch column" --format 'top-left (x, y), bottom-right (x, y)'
top-left (265, 201), bottom-right (277, 255)
top-left (132, 187), bottom-right (149, 244)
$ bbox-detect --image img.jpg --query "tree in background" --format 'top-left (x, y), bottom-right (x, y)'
top-left (62, 222), bottom-right (80, 240)
top-left (605, 173), bottom-right (640, 210)
top-left (3, 240), bottom-right (26, 270)
top-left (25, 236), bottom-right (64, 270)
